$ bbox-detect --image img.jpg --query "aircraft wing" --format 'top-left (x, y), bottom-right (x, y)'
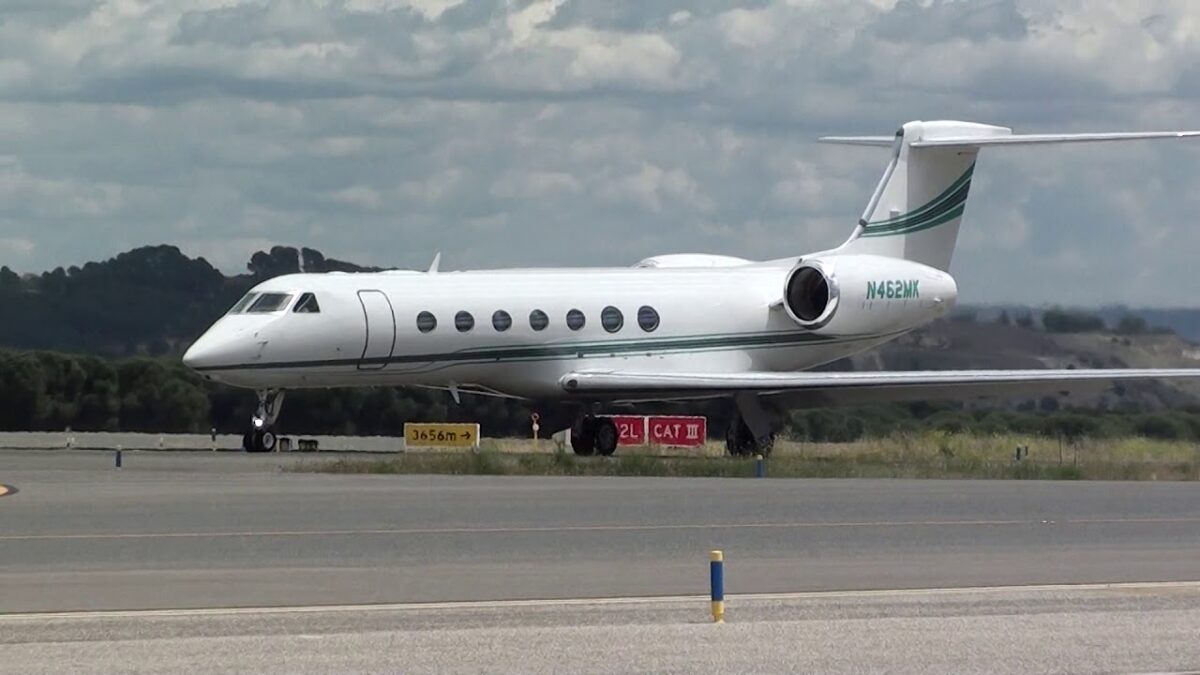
top-left (559, 369), bottom-right (1200, 405)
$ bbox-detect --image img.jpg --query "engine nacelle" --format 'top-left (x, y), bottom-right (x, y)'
top-left (782, 254), bottom-right (957, 335)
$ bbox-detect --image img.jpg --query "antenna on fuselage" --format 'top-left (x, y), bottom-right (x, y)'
top-left (428, 252), bottom-right (441, 274)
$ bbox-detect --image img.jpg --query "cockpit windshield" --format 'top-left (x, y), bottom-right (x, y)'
top-left (227, 292), bottom-right (258, 314)
top-left (293, 293), bottom-right (320, 313)
top-left (246, 293), bottom-right (294, 313)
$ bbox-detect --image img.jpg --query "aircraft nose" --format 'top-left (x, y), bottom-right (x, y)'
top-left (183, 317), bottom-right (273, 371)
top-left (182, 333), bottom-right (218, 370)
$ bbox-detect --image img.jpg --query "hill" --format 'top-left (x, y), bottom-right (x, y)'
top-left (0, 245), bottom-right (380, 357)
top-left (849, 319), bottom-right (1200, 410)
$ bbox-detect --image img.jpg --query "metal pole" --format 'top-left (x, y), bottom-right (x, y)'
top-left (115, 448), bottom-right (122, 469)
top-left (710, 550), bottom-right (725, 623)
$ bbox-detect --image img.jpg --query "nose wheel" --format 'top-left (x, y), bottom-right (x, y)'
top-left (244, 389), bottom-right (285, 453)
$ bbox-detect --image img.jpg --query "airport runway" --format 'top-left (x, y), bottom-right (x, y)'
top-left (3, 449), bottom-right (1200, 614)
top-left (3, 584), bottom-right (1200, 673)
top-left (4, 450), bottom-right (1200, 672)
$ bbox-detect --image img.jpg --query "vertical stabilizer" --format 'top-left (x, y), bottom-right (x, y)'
top-left (828, 120), bottom-right (1010, 271)
top-left (819, 120), bottom-right (1200, 272)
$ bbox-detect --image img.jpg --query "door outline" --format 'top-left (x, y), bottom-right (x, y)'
top-left (357, 289), bottom-right (396, 370)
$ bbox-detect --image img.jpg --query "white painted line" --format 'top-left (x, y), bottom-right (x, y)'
top-left (4, 516), bottom-right (1199, 541)
top-left (2, 581), bottom-right (1198, 622)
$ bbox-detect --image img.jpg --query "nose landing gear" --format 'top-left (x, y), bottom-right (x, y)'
top-left (244, 389), bottom-right (286, 453)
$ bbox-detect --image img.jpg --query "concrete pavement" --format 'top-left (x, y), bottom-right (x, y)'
top-left (3, 584), bottom-right (1199, 674)
top-left (3, 450), bottom-right (1200, 613)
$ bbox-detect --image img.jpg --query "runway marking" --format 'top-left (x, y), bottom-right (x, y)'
top-left (2, 580), bottom-right (1199, 622)
top-left (2, 516), bottom-right (1199, 541)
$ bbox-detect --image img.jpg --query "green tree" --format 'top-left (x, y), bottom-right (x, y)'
top-left (1040, 413), bottom-right (1099, 443)
top-left (0, 266), bottom-right (20, 291)
top-left (1115, 315), bottom-right (1148, 335)
top-left (0, 352), bottom-right (49, 430)
top-left (1042, 308), bottom-right (1106, 333)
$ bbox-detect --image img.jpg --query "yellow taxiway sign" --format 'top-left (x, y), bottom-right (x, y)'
top-left (404, 423), bottom-right (480, 449)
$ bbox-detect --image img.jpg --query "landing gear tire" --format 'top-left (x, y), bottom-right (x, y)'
top-left (244, 389), bottom-right (285, 453)
top-left (594, 418), bottom-right (618, 457)
top-left (725, 417), bottom-right (774, 458)
top-left (571, 417), bottom-right (596, 456)
top-left (243, 429), bottom-right (277, 453)
top-left (570, 415), bottom-right (618, 457)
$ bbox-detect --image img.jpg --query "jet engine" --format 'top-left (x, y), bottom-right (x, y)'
top-left (781, 254), bottom-right (958, 335)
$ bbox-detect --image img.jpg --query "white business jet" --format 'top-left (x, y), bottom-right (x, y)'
top-left (183, 120), bottom-right (1200, 455)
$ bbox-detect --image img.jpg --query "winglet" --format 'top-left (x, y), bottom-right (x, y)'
top-left (428, 252), bottom-right (441, 274)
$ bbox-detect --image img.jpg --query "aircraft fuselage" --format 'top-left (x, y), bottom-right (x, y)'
top-left (184, 263), bottom-right (948, 401)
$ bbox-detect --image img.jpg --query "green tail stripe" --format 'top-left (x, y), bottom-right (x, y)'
top-left (861, 177), bottom-right (971, 236)
top-left (861, 203), bottom-right (965, 238)
top-left (865, 163), bottom-right (975, 228)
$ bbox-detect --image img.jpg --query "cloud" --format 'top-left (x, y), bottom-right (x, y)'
top-left (0, 0), bottom-right (1198, 306)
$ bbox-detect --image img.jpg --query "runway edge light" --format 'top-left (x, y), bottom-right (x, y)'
top-left (710, 549), bottom-right (725, 623)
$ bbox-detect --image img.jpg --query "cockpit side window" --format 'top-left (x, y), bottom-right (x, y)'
top-left (228, 292), bottom-right (258, 314)
top-left (246, 293), bottom-right (294, 313)
top-left (293, 293), bottom-right (320, 314)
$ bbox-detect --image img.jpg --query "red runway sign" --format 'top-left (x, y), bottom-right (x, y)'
top-left (609, 415), bottom-right (647, 446)
top-left (647, 415), bottom-right (707, 447)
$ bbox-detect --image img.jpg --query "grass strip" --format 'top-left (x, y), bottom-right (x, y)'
top-left (296, 449), bottom-right (1200, 481)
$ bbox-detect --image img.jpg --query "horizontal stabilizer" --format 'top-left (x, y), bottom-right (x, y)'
top-left (818, 136), bottom-right (896, 147)
top-left (560, 368), bottom-right (1200, 405)
top-left (820, 130), bottom-right (1200, 149)
top-left (911, 130), bottom-right (1200, 148)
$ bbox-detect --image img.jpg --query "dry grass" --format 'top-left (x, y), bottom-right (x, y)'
top-left (298, 432), bottom-right (1200, 481)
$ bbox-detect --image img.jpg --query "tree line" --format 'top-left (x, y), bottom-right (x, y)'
top-left (0, 244), bottom-right (377, 357)
top-left (5, 347), bottom-right (1200, 443)
top-left (2, 244), bottom-right (1188, 360)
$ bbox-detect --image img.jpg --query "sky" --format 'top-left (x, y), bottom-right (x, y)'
top-left (1, 0), bottom-right (1199, 306)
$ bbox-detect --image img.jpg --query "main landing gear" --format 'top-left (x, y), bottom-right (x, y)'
top-left (244, 389), bottom-right (285, 453)
top-left (570, 415), bottom-right (619, 457)
top-left (725, 392), bottom-right (776, 458)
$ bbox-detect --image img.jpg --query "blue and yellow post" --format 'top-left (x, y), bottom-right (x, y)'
top-left (710, 549), bottom-right (725, 623)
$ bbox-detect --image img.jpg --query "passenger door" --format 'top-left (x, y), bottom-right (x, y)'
top-left (357, 290), bottom-right (395, 370)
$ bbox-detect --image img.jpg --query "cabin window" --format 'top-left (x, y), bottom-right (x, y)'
top-left (455, 311), bottom-right (475, 332)
top-left (566, 309), bottom-right (586, 331)
top-left (246, 293), bottom-right (293, 313)
top-left (638, 305), bottom-right (660, 332)
top-left (293, 293), bottom-right (321, 314)
top-left (416, 311), bottom-right (437, 333)
top-left (601, 306), bottom-right (623, 333)
top-left (492, 310), bottom-right (512, 332)
top-left (529, 309), bottom-right (549, 331)
top-left (228, 292), bottom-right (258, 314)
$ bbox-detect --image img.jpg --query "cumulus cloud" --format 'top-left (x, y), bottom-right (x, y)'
top-left (0, 0), bottom-right (1198, 305)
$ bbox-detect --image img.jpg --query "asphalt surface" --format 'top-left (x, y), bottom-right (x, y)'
top-left (4, 449), bottom-right (1200, 672)
top-left (3, 584), bottom-right (1200, 674)
top-left (3, 449), bottom-right (1200, 615)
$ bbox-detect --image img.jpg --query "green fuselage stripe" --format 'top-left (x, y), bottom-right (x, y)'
top-left (192, 330), bottom-right (887, 373)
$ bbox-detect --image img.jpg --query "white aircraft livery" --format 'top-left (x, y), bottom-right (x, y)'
top-left (183, 120), bottom-right (1200, 455)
